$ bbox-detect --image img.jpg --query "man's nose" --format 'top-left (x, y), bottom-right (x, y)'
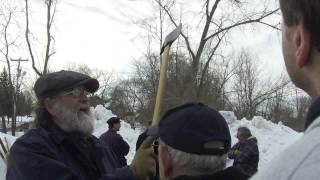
top-left (79, 93), bottom-right (89, 103)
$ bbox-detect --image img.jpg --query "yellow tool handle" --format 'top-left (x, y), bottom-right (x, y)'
top-left (152, 46), bottom-right (171, 126)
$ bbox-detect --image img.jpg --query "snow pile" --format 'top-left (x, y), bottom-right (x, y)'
top-left (0, 133), bottom-right (17, 179)
top-left (0, 108), bottom-right (302, 179)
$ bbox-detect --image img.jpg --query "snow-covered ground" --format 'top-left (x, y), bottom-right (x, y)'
top-left (0, 106), bottom-right (302, 179)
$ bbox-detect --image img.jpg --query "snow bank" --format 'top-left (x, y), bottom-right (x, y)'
top-left (0, 108), bottom-right (302, 179)
top-left (0, 133), bottom-right (17, 179)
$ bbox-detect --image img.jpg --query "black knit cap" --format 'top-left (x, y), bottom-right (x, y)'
top-left (34, 70), bottom-right (99, 99)
top-left (148, 102), bottom-right (231, 155)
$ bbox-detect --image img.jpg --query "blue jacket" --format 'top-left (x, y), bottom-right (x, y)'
top-left (99, 129), bottom-right (130, 168)
top-left (228, 136), bottom-right (259, 177)
top-left (6, 125), bottom-right (135, 180)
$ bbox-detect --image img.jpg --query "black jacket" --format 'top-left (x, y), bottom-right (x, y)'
top-left (228, 136), bottom-right (259, 177)
top-left (99, 129), bottom-right (130, 168)
top-left (172, 166), bottom-right (248, 180)
top-left (6, 125), bottom-right (134, 180)
top-left (305, 97), bottom-right (320, 129)
top-left (136, 131), bottom-right (147, 151)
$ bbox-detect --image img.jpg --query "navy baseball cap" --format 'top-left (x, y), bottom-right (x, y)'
top-left (148, 102), bottom-right (231, 155)
top-left (34, 70), bottom-right (99, 99)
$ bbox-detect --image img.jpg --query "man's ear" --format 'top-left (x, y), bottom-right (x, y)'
top-left (295, 23), bottom-right (311, 68)
top-left (159, 145), bottom-right (173, 178)
top-left (44, 98), bottom-right (55, 115)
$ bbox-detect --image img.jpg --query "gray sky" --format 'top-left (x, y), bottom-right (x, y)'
top-left (1, 0), bottom-right (286, 80)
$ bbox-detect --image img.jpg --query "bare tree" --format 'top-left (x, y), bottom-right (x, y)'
top-left (64, 63), bottom-right (116, 106)
top-left (230, 50), bottom-right (289, 119)
top-left (0, 3), bottom-right (28, 135)
top-left (25, 0), bottom-right (57, 76)
top-left (113, 0), bottom-right (283, 124)
top-left (153, 0), bottom-right (279, 97)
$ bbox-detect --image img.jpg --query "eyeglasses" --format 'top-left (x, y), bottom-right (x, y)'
top-left (59, 87), bottom-right (89, 97)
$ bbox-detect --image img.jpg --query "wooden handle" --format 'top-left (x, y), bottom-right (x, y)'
top-left (152, 46), bottom-right (171, 126)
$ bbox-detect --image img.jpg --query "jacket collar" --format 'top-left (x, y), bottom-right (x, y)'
top-left (45, 124), bottom-right (68, 145)
top-left (45, 123), bottom-right (94, 145)
top-left (108, 129), bottom-right (117, 133)
top-left (305, 97), bottom-right (320, 129)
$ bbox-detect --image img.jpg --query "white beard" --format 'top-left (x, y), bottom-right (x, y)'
top-left (51, 101), bottom-right (94, 135)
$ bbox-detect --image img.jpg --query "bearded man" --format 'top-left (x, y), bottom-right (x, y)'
top-left (6, 70), bottom-right (156, 180)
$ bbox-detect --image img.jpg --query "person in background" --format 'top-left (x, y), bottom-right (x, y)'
top-left (99, 117), bottom-right (130, 168)
top-left (228, 127), bottom-right (259, 179)
top-left (148, 102), bottom-right (248, 180)
top-left (6, 70), bottom-right (156, 180)
top-left (251, 1), bottom-right (320, 179)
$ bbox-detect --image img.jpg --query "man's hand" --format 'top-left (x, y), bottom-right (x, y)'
top-left (130, 136), bottom-right (156, 180)
top-left (4, 152), bottom-right (10, 167)
top-left (228, 149), bottom-right (241, 159)
top-left (234, 150), bottom-right (241, 156)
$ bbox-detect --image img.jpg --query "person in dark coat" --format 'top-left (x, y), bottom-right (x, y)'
top-left (6, 70), bottom-right (156, 180)
top-left (136, 130), bottom-right (148, 151)
top-left (228, 127), bottom-right (259, 178)
top-left (99, 117), bottom-right (130, 168)
top-left (148, 102), bottom-right (248, 180)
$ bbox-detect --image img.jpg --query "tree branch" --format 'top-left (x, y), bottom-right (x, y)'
top-left (25, 0), bottom-right (41, 76)
top-left (158, 1), bottom-right (196, 60)
top-left (205, 8), bottom-right (279, 41)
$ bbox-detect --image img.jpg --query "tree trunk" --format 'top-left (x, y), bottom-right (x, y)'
top-left (1, 116), bottom-right (7, 133)
top-left (11, 96), bottom-right (16, 136)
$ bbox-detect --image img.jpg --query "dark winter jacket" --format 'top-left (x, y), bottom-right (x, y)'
top-left (136, 131), bottom-right (147, 151)
top-left (99, 129), bottom-right (130, 168)
top-left (6, 125), bottom-right (134, 180)
top-left (172, 166), bottom-right (249, 180)
top-left (228, 136), bottom-right (259, 177)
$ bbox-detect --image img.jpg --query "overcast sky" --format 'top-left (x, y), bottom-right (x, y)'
top-left (1, 0), bottom-right (285, 80)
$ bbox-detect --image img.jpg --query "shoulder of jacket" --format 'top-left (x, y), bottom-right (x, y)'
top-left (11, 128), bottom-right (54, 153)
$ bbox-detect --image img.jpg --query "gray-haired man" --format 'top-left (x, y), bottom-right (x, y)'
top-left (148, 102), bottom-right (247, 180)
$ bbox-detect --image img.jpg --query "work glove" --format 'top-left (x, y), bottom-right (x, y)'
top-left (130, 136), bottom-right (157, 180)
top-left (4, 152), bottom-right (10, 167)
top-left (233, 149), bottom-right (241, 157)
top-left (228, 149), bottom-right (241, 159)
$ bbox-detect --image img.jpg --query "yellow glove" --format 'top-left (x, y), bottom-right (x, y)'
top-left (234, 150), bottom-right (241, 156)
top-left (130, 137), bottom-right (156, 180)
top-left (4, 152), bottom-right (10, 167)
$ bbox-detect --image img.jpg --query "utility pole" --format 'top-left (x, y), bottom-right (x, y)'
top-left (10, 58), bottom-right (28, 136)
